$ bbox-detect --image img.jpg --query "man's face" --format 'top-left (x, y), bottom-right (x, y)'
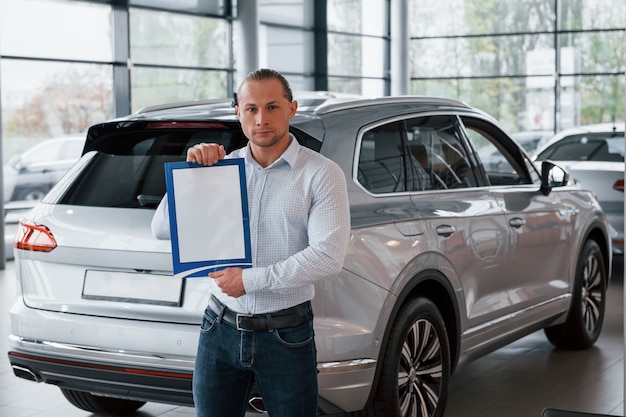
top-left (235, 78), bottom-right (297, 149)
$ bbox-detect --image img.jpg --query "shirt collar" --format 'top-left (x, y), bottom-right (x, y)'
top-left (244, 133), bottom-right (300, 169)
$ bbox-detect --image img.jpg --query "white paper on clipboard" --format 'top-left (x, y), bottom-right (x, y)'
top-left (165, 159), bottom-right (252, 278)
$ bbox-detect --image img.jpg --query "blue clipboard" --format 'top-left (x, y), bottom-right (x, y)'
top-left (164, 159), bottom-right (252, 278)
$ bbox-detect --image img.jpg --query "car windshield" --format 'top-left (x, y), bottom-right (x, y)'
top-left (58, 126), bottom-right (248, 209)
top-left (536, 133), bottom-right (624, 162)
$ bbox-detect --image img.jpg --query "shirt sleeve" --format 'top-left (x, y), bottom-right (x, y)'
top-left (151, 194), bottom-right (171, 240)
top-left (242, 161), bottom-right (351, 293)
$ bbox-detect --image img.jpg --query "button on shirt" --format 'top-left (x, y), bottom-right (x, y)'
top-left (152, 135), bottom-right (351, 314)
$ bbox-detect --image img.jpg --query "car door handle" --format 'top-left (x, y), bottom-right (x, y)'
top-left (509, 217), bottom-right (526, 228)
top-left (436, 225), bottom-right (456, 237)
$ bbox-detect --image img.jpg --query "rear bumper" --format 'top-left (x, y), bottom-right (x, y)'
top-left (8, 336), bottom-right (194, 405)
top-left (8, 300), bottom-right (378, 413)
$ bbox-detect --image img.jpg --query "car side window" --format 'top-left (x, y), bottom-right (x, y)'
top-left (357, 121), bottom-right (409, 193)
top-left (461, 117), bottom-right (534, 186)
top-left (356, 115), bottom-right (480, 194)
top-left (405, 115), bottom-right (478, 190)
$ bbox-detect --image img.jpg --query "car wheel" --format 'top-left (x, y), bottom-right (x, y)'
top-left (544, 239), bottom-right (606, 349)
top-left (372, 297), bottom-right (450, 417)
top-left (61, 388), bottom-right (146, 415)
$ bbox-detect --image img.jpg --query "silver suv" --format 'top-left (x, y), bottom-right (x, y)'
top-left (7, 95), bottom-right (611, 417)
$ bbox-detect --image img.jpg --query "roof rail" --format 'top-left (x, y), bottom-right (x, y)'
top-left (314, 95), bottom-right (470, 115)
top-left (136, 98), bottom-right (233, 114)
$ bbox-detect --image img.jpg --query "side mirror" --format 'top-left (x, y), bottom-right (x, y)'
top-left (540, 160), bottom-right (569, 196)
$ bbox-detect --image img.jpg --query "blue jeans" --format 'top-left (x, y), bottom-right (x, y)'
top-left (192, 303), bottom-right (318, 417)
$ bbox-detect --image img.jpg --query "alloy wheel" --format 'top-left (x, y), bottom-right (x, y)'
top-left (397, 318), bottom-right (443, 417)
top-left (581, 252), bottom-right (603, 333)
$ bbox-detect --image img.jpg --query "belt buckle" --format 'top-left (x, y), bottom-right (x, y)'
top-left (236, 313), bottom-right (254, 331)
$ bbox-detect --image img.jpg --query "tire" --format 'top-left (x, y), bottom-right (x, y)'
top-left (371, 297), bottom-right (451, 417)
top-left (61, 388), bottom-right (146, 416)
top-left (544, 239), bottom-right (606, 349)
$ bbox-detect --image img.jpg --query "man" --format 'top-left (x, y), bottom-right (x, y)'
top-left (151, 68), bottom-right (351, 417)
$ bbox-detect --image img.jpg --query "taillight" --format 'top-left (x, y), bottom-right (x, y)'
top-left (14, 221), bottom-right (57, 252)
top-left (613, 179), bottom-right (624, 192)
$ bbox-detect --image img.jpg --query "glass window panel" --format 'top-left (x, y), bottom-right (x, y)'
top-left (1, 59), bottom-right (113, 158)
top-left (409, 0), bottom-right (466, 37)
top-left (560, 75), bottom-right (625, 129)
top-left (357, 121), bottom-right (409, 193)
top-left (0, 0), bottom-right (112, 61)
top-left (409, 0), bottom-right (556, 37)
top-left (329, 78), bottom-right (361, 95)
top-left (411, 34), bottom-right (555, 78)
top-left (562, 0), bottom-right (626, 30)
top-left (130, 8), bottom-right (229, 68)
top-left (360, 78), bottom-right (386, 97)
top-left (328, 77), bottom-right (384, 97)
top-left (1, 58), bottom-right (112, 204)
top-left (405, 115), bottom-right (478, 189)
top-left (263, 27), bottom-right (314, 74)
top-left (559, 32), bottom-right (626, 75)
top-left (131, 68), bottom-right (228, 113)
top-left (329, 34), bottom-right (385, 77)
top-left (259, 0), bottom-right (313, 27)
top-left (328, 0), bottom-right (386, 36)
top-left (286, 75), bottom-right (315, 93)
top-left (129, 0), bottom-right (228, 15)
top-left (411, 77), bottom-right (528, 133)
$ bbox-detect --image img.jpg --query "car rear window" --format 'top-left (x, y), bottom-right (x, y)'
top-left (58, 125), bottom-right (248, 208)
top-left (57, 123), bottom-right (322, 209)
top-left (536, 134), bottom-right (624, 162)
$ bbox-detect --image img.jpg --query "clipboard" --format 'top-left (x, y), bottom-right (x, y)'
top-left (164, 159), bottom-right (252, 278)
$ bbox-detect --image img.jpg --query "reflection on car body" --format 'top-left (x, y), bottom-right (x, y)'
top-left (8, 95), bottom-right (612, 417)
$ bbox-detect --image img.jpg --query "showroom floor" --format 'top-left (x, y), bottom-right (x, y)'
top-left (1, 258), bottom-right (624, 417)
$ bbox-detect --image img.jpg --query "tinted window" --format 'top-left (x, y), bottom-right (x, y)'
top-left (462, 116), bottom-right (535, 186)
top-left (405, 115), bottom-right (478, 190)
top-left (59, 126), bottom-right (247, 208)
top-left (357, 115), bottom-right (478, 194)
top-left (537, 134), bottom-right (624, 162)
top-left (357, 121), bottom-right (408, 193)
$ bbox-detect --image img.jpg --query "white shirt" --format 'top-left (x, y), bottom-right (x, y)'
top-left (152, 135), bottom-right (351, 314)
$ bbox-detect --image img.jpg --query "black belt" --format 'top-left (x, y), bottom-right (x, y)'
top-left (208, 295), bottom-right (311, 332)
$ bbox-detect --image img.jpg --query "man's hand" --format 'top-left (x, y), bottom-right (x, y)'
top-left (209, 267), bottom-right (246, 298)
top-left (187, 143), bottom-right (226, 165)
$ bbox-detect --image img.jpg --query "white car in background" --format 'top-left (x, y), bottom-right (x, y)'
top-left (3, 135), bottom-right (85, 259)
top-left (533, 123), bottom-right (625, 254)
top-left (3, 135), bottom-right (85, 203)
top-left (479, 130), bottom-right (553, 172)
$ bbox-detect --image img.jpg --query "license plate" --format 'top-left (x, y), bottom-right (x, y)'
top-left (83, 270), bottom-right (183, 306)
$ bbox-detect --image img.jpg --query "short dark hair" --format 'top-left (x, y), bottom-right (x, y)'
top-left (237, 68), bottom-right (293, 102)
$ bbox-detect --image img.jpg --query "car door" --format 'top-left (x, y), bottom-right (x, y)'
top-left (401, 114), bottom-right (514, 329)
top-left (461, 116), bottom-right (572, 313)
